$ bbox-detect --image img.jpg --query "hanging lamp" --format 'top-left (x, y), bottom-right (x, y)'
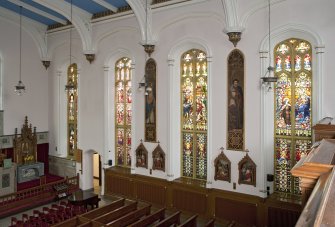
top-left (14, 6), bottom-right (26, 96)
top-left (261, 0), bottom-right (278, 90)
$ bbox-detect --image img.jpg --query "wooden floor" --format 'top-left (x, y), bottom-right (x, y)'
top-left (0, 179), bottom-right (246, 227)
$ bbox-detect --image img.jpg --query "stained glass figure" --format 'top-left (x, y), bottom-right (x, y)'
top-left (67, 63), bottom-right (78, 157)
top-left (115, 57), bottom-right (132, 167)
top-left (304, 54), bottom-right (311, 71)
top-left (274, 38), bottom-right (312, 195)
top-left (294, 55), bottom-right (301, 71)
top-left (284, 56), bottom-right (291, 72)
top-left (181, 49), bottom-right (207, 180)
top-left (275, 56), bottom-right (282, 72)
top-left (227, 50), bottom-right (244, 150)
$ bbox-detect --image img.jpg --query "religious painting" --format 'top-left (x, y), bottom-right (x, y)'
top-left (2, 174), bottom-right (10, 188)
top-left (238, 152), bottom-right (256, 187)
top-left (145, 58), bottom-right (157, 142)
top-left (115, 57), bottom-right (132, 167)
top-left (135, 141), bottom-right (148, 169)
top-left (152, 143), bottom-right (165, 172)
top-left (227, 49), bottom-right (244, 150)
top-left (214, 148), bottom-right (231, 182)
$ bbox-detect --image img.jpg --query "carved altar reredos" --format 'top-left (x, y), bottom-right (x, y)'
top-left (13, 116), bottom-right (37, 165)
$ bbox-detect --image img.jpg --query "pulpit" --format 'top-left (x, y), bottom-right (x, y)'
top-left (312, 117), bottom-right (335, 142)
top-left (291, 139), bottom-right (335, 226)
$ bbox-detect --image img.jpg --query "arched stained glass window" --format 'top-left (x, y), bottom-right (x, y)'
top-left (115, 57), bottom-right (132, 167)
top-left (181, 49), bottom-right (208, 180)
top-left (67, 63), bottom-right (78, 157)
top-left (274, 39), bottom-right (312, 195)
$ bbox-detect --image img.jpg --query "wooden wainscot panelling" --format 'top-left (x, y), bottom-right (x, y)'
top-left (105, 167), bottom-right (134, 198)
top-left (135, 179), bottom-right (167, 206)
top-left (267, 206), bottom-right (301, 227)
top-left (172, 178), bottom-right (209, 215)
top-left (173, 188), bottom-right (207, 215)
top-left (264, 193), bottom-right (302, 227)
top-left (215, 196), bottom-right (258, 226)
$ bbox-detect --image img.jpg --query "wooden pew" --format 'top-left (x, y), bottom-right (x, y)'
top-left (228, 220), bottom-right (236, 227)
top-left (52, 216), bottom-right (90, 227)
top-left (106, 204), bottom-right (151, 227)
top-left (128, 208), bottom-right (166, 227)
top-left (204, 218), bottom-right (215, 227)
top-left (92, 201), bottom-right (138, 225)
top-left (152, 211), bottom-right (181, 227)
top-left (81, 198), bottom-right (125, 220)
top-left (77, 220), bottom-right (105, 227)
top-left (178, 214), bottom-right (198, 227)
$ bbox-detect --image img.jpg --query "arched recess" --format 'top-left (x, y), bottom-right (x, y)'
top-left (0, 7), bottom-right (48, 60)
top-left (93, 26), bottom-right (139, 53)
top-left (167, 37), bottom-right (213, 186)
top-left (259, 23), bottom-right (324, 194)
top-left (51, 53), bottom-right (81, 159)
top-left (101, 48), bottom-right (136, 194)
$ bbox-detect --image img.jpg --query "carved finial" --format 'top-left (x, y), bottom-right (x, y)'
top-left (220, 147), bottom-right (225, 153)
top-left (25, 116), bottom-right (28, 125)
top-left (142, 44), bottom-right (155, 57)
top-left (157, 140), bottom-right (160, 144)
top-left (245, 149), bottom-right (249, 155)
top-left (227, 32), bottom-right (242, 47)
top-left (42, 60), bottom-right (51, 70)
top-left (140, 139), bottom-right (143, 143)
top-left (85, 54), bottom-right (95, 64)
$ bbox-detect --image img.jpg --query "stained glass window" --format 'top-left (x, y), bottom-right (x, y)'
top-left (67, 63), bottom-right (78, 157)
top-left (274, 39), bottom-right (312, 195)
top-left (181, 49), bottom-right (207, 180)
top-left (115, 57), bottom-right (132, 167)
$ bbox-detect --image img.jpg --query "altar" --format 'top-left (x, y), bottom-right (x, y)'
top-left (17, 162), bottom-right (44, 183)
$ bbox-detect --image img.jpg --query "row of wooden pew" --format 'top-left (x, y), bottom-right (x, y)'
top-left (52, 198), bottom-right (217, 227)
top-left (9, 200), bottom-right (86, 226)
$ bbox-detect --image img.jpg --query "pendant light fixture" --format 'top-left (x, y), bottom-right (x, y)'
top-left (261, 0), bottom-right (277, 90)
top-left (14, 6), bottom-right (26, 96)
top-left (139, 0), bottom-right (153, 95)
top-left (65, 0), bottom-right (76, 91)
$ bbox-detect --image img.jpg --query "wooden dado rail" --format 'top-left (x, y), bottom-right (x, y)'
top-left (105, 166), bottom-right (303, 227)
top-left (0, 174), bottom-right (79, 218)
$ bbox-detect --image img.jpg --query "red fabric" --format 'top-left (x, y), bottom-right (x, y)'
top-left (17, 174), bottom-right (63, 191)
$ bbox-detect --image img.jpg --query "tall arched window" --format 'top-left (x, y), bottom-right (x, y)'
top-left (181, 49), bottom-right (207, 180)
top-left (274, 38), bottom-right (312, 195)
top-left (67, 63), bottom-right (78, 157)
top-left (115, 57), bottom-right (132, 167)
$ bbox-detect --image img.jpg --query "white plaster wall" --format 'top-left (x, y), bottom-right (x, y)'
top-left (48, 0), bottom-right (335, 196)
top-left (2, 0), bottom-right (330, 196)
top-left (0, 19), bottom-right (48, 134)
